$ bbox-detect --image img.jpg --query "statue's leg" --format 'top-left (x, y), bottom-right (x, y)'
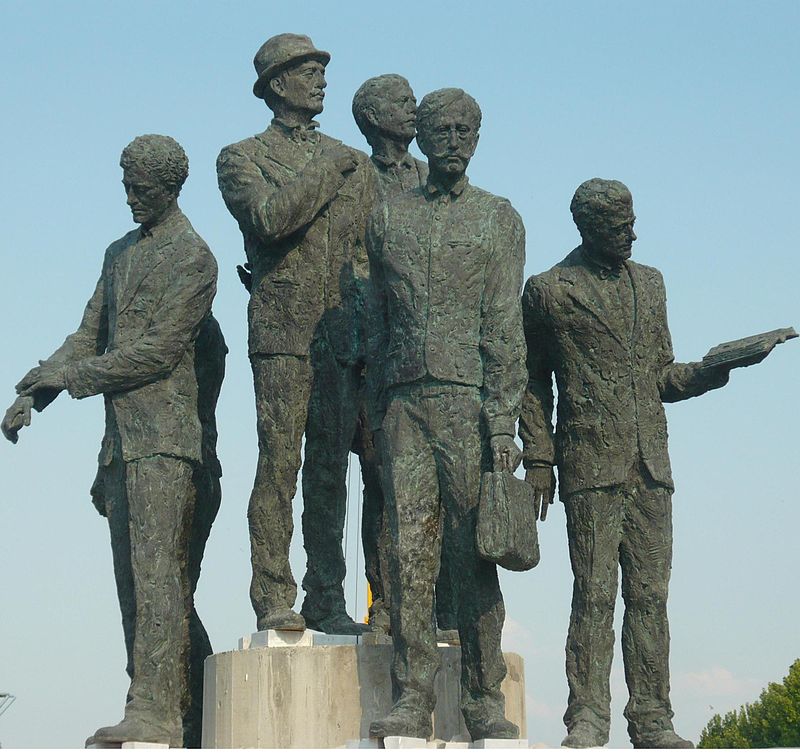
top-left (369, 389), bottom-right (440, 738)
top-left (115, 455), bottom-right (195, 746)
top-left (103, 452), bottom-right (136, 683)
top-left (435, 388), bottom-right (514, 739)
top-left (183, 464), bottom-right (221, 747)
top-left (356, 407), bottom-right (390, 630)
top-left (563, 486), bottom-right (624, 745)
top-left (248, 353), bottom-right (312, 629)
top-left (300, 339), bottom-right (363, 632)
top-left (620, 466), bottom-right (675, 745)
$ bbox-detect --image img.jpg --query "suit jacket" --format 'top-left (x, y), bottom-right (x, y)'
top-left (216, 120), bottom-right (374, 364)
top-left (370, 153), bottom-right (428, 202)
top-left (366, 177), bottom-right (527, 437)
top-left (39, 208), bottom-right (220, 465)
top-left (520, 246), bottom-right (720, 496)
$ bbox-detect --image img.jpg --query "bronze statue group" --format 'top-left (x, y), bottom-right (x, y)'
top-left (3, 33), bottom-right (789, 750)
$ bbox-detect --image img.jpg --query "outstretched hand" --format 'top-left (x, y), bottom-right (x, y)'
top-left (16, 361), bottom-right (66, 396)
top-left (490, 434), bottom-right (522, 473)
top-left (525, 465), bottom-right (556, 521)
top-left (2, 395), bottom-right (33, 444)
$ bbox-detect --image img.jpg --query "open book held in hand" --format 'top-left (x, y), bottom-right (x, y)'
top-left (701, 327), bottom-right (797, 370)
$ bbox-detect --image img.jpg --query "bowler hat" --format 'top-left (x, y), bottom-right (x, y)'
top-left (252, 33), bottom-right (330, 99)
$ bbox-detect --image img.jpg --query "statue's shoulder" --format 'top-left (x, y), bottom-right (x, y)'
top-left (217, 130), bottom-right (276, 167)
top-left (629, 258), bottom-right (663, 279)
top-left (628, 259), bottom-right (666, 293)
top-left (103, 228), bottom-right (139, 265)
top-left (170, 213), bottom-right (217, 271)
top-left (524, 248), bottom-right (582, 305)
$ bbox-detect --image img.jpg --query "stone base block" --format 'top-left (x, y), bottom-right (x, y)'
top-left (87, 743), bottom-right (169, 749)
top-left (383, 735), bottom-right (430, 749)
top-left (472, 740), bottom-right (529, 749)
top-left (202, 631), bottom-right (525, 748)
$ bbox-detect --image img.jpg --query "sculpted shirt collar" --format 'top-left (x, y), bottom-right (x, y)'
top-left (271, 117), bottom-right (321, 144)
top-left (371, 152), bottom-right (417, 171)
top-left (138, 205), bottom-right (183, 241)
top-left (581, 245), bottom-right (626, 280)
top-left (424, 173), bottom-right (469, 201)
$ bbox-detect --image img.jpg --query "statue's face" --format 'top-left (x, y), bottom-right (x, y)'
top-left (417, 101), bottom-right (479, 178)
top-left (122, 165), bottom-right (174, 229)
top-left (585, 201), bottom-right (637, 262)
top-left (273, 59), bottom-right (327, 115)
top-left (370, 81), bottom-right (417, 141)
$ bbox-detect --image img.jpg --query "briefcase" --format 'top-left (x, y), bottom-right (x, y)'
top-left (476, 470), bottom-right (540, 571)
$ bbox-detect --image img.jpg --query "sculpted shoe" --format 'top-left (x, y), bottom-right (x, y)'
top-left (467, 716), bottom-right (519, 741)
top-left (561, 721), bottom-right (607, 748)
top-left (369, 701), bottom-right (433, 740)
top-left (256, 607), bottom-right (306, 631)
top-left (90, 716), bottom-right (181, 747)
top-left (303, 608), bottom-right (372, 635)
top-left (632, 730), bottom-right (694, 748)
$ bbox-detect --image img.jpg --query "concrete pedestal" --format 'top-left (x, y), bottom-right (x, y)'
top-left (202, 630), bottom-right (525, 748)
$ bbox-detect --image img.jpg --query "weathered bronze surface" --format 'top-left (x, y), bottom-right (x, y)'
top-left (365, 88), bottom-right (526, 741)
top-left (352, 73), bottom-right (458, 633)
top-left (2, 135), bottom-right (225, 748)
top-left (216, 33), bottom-right (374, 634)
top-left (520, 178), bottom-right (746, 749)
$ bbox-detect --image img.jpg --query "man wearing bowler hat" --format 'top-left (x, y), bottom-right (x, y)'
top-left (217, 34), bottom-right (374, 633)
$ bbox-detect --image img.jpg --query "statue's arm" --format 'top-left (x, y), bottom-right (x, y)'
top-left (519, 275), bottom-right (557, 466)
top-left (520, 274), bottom-right (558, 517)
top-left (216, 143), bottom-right (353, 246)
top-left (64, 244), bottom-right (217, 399)
top-left (15, 269), bottom-right (109, 410)
top-left (6, 265), bottom-right (109, 442)
top-left (480, 201), bottom-right (527, 442)
top-left (655, 272), bottom-right (729, 403)
top-left (364, 204), bottom-right (390, 433)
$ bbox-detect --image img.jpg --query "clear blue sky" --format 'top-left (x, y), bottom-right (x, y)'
top-left (1, 1), bottom-right (798, 748)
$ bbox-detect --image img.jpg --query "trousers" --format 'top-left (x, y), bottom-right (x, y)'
top-left (248, 338), bottom-right (361, 620)
top-left (99, 451), bottom-right (215, 747)
top-left (563, 461), bottom-right (676, 743)
top-left (380, 383), bottom-right (508, 722)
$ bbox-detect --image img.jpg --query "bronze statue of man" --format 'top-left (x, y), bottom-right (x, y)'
top-left (521, 178), bottom-right (735, 749)
top-left (366, 88), bottom-right (526, 741)
top-left (2, 135), bottom-right (225, 748)
top-left (351, 73), bottom-right (453, 634)
top-left (216, 33), bottom-right (374, 634)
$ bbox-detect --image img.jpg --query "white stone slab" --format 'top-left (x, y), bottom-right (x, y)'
top-left (87, 743), bottom-right (169, 750)
top-left (471, 739), bottom-right (529, 749)
top-left (239, 628), bottom-right (360, 650)
top-left (383, 735), bottom-right (429, 748)
top-left (345, 739), bottom-right (381, 748)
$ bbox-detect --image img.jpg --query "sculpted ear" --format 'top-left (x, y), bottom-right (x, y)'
top-left (365, 107), bottom-right (378, 128)
top-left (269, 75), bottom-right (285, 98)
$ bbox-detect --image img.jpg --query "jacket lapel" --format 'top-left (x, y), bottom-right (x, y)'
top-left (114, 233), bottom-right (169, 317)
top-left (559, 264), bottom-right (629, 347)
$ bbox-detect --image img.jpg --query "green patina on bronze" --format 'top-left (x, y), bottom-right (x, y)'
top-left (2, 134), bottom-right (226, 748)
top-left (216, 33), bottom-right (375, 635)
top-left (365, 88), bottom-right (526, 742)
top-left (520, 177), bottom-right (782, 749)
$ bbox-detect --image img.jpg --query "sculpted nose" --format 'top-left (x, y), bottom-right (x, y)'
top-left (447, 128), bottom-right (459, 148)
